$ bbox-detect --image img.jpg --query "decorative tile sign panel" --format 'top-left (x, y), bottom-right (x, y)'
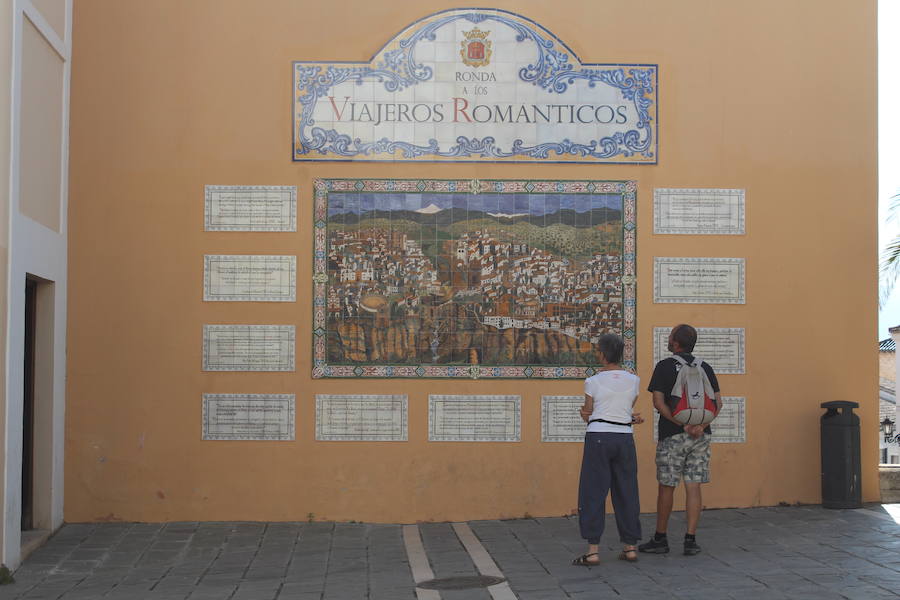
top-left (204, 255), bottom-right (296, 302)
top-left (652, 397), bottom-right (745, 443)
top-left (653, 188), bottom-right (745, 235)
top-left (315, 395), bottom-right (408, 441)
top-left (429, 395), bottom-right (520, 442)
top-left (711, 397), bottom-right (746, 443)
top-left (652, 327), bottom-right (745, 374)
top-left (541, 395), bottom-right (585, 442)
top-left (202, 394), bottom-right (295, 441)
top-left (202, 325), bottom-right (295, 372)
top-left (293, 9), bottom-right (657, 164)
top-left (653, 257), bottom-right (745, 304)
top-left (312, 178), bottom-right (636, 379)
top-left (204, 185), bottom-right (297, 232)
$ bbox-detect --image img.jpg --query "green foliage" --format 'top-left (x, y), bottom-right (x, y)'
top-left (0, 565), bottom-right (14, 585)
top-left (333, 218), bottom-right (417, 234)
top-left (881, 193), bottom-right (900, 307)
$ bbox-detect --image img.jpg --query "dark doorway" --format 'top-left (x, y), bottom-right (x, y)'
top-left (22, 278), bottom-right (36, 531)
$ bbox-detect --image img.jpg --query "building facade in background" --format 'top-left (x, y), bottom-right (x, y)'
top-left (879, 337), bottom-right (897, 463)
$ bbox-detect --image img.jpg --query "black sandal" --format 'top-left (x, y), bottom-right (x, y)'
top-left (572, 552), bottom-right (600, 566)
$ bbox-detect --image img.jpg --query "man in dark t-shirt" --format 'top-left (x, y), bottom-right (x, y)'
top-left (638, 324), bottom-right (721, 557)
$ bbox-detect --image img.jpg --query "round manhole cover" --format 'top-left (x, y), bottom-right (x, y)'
top-left (418, 575), bottom-right (506, 590)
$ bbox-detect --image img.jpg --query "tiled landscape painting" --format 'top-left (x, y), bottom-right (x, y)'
top-left (312, 179), bottom-right (636, 378)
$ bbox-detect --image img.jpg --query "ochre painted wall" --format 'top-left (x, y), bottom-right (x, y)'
top-left (66, 0), bottom-right (878, 522)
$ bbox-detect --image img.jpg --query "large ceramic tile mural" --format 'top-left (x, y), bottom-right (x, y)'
top-left (312, 179), bottom-right (636, 379)
top-left (292, 9), bottom-right (657, 164)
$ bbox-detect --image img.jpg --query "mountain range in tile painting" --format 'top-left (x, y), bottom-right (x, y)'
top-left (332, 206), bottom-right (621, 229)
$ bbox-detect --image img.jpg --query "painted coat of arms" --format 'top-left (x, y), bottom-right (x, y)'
top-left (293, 9), bottom-right (657, 163)
top-left (460, 27), bottom-right (492, 67)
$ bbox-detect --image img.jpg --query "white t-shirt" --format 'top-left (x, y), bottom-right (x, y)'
top-left (584, 370), bottom-right (640, 434)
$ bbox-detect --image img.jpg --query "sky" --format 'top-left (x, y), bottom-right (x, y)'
top-left (880, 0), bottom-right (900, 339)
top-left (327, 193), bottom-right (622, 216)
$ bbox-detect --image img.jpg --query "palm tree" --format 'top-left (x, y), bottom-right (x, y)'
top-left (882, 193), bottom-right (900, 307)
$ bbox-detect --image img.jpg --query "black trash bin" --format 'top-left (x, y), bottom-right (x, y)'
top-left (820, 401), bottom-right (861, 509)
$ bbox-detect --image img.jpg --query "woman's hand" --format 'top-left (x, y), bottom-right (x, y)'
top-left (631, 412), bottom-right (645, 425)
top-left (579, 405), bottom-right (591, 422)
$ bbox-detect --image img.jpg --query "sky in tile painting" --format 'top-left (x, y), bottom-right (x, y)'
top-left (327, 193), bottom-right (623, 216)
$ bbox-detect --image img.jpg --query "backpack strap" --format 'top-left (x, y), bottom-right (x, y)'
top-left (671, 355), bottom-right (706, 369)
top-left (671, 354), bottom-right (688, 366)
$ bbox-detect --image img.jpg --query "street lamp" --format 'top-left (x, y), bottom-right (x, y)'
top-left (882, 417), bottom-right (896, 443)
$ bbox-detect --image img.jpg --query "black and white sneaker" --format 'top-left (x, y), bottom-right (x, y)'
top-left (637, 537), bottom-right (670, 554)
top-left (683, 539), bottom-right (702, 556)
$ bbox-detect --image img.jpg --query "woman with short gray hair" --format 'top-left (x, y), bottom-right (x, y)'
top-left (572, 333), bottom-right (644, 566)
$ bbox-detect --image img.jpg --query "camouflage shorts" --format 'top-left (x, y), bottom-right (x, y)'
top-left (656, 432), bottom-right (711, 486)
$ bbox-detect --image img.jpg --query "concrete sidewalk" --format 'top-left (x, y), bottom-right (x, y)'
top-left (3, 505), bottom-right (900, 600)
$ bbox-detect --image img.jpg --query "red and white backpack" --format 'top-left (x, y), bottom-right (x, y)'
top-left (670, 355), bottom-right (718, 425)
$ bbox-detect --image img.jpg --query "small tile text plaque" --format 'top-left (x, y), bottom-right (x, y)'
top-left (204, 255), bottom-right (296, 302)
top-left (204, 185), bottom-right (297, 232)
top-left (654, 188), bottom-right (745, 235)
top-left (653, 257), bottom-right (745, 304)
top-left (429, 395), bottom-right (520, 442)
top-left (652, 327), bottom-right (745, 374)
top-left (202, 325), bottom-right (295, 371)
top-left (202, 394), bottom-right (295, 441)
top-left (315, 395), bottom-right (408, 441)
top-left (541, 395), bottom-right (585, 442)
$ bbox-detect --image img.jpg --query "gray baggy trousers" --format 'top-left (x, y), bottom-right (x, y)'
top-left (577, 432), bottom-right (642, 545)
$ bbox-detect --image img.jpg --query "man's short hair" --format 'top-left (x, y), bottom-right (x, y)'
top-left (598, 333), bottom-right (625, 364)
top-left (671, 324), bottom-right (697, 352)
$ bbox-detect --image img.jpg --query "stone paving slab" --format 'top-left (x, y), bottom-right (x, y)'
top-left (1, 505), bottom-right (900, 599)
